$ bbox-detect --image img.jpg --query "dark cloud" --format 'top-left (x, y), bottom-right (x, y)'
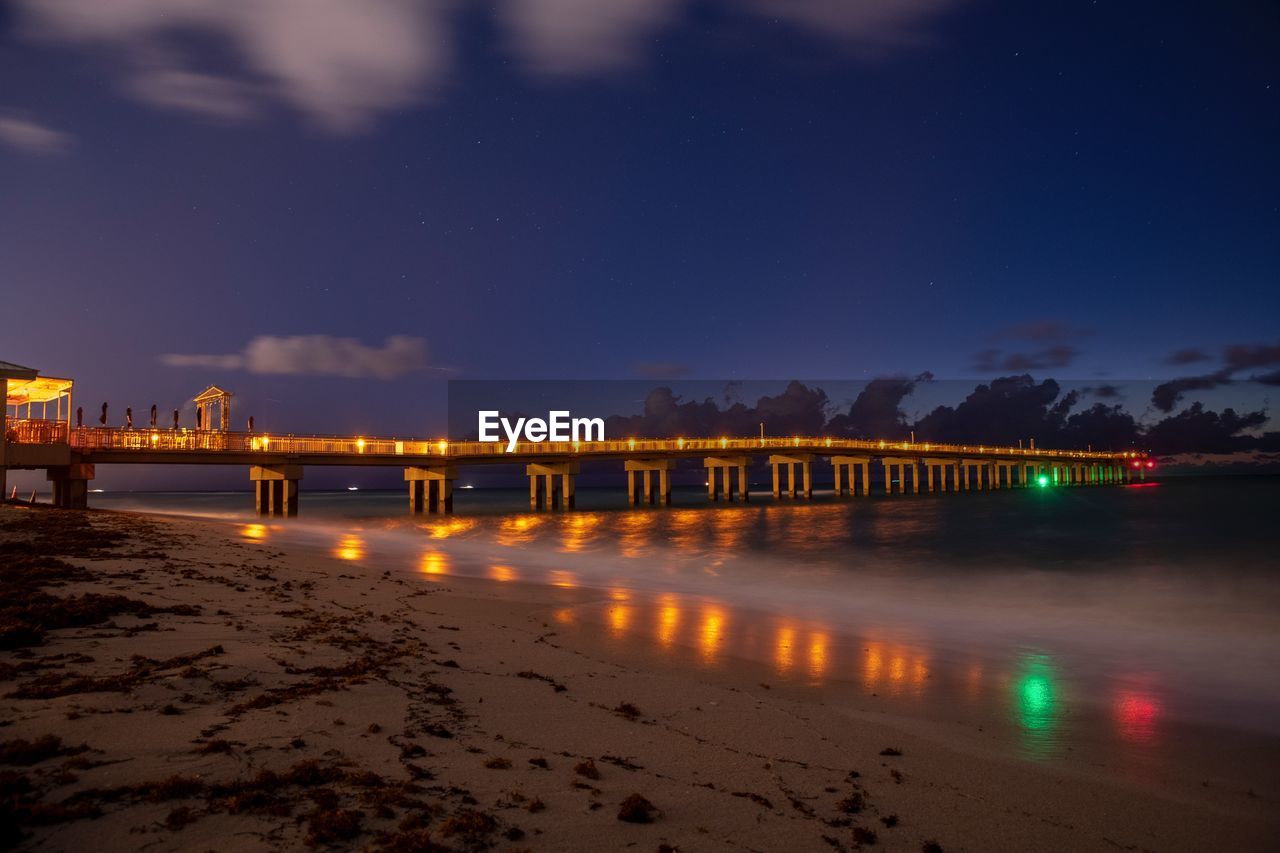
top-left (1165, 347), bottom-right (1210, 366)
top-left (633, 361), bottom-right (691, 380)
top-left (1061, 404), bottom-right (1140, 450)
top-left (915, 375), bottom-right (1069, 446)
top-left (825, 374), bottom-right (930, 440)
top-left (1084, 384), bottom-right (1122, 399)
top-left (1223, 342), bottom-right (1280, 371)
top-left (599, 374), bottom-right (1267, 457)
top-left (1152, 340), bottom-right (1280, 412)
top-left (603, 380), bottom-right (828, 439)
top-left (1144, 403), bottom-right (1268, 455)
top-left (1150, 369), bottom-right (1233, 413)
top-left (973, 345), bottom-right (1078, 373)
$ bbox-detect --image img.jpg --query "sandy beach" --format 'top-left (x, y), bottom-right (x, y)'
top-left (2, 505), bottom-right (1277, 852)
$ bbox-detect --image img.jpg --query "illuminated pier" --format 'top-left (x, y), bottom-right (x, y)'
top-left (3, 368), bottom-right (1148, 516)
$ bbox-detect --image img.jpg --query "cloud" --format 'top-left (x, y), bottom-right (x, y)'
top-left (1223, 342), bottom-right (1280, 371)
top-left (498, 0), bottom-right (682, 75)
top-left (15, 0), bottom-right (961, 132)
top-left (1165, 347), bottom-right (1210, 366)
top-left (633, 361), bottom-right (692, 379)
top-left (604, 380), bottom-right (829, 439)
top-left (973, 345), bottom-right (1078, 372)
top-left (826, 374), bottom-right (930, 440)
top-left (161, 334), bottom-right (428, 379)
top-left (1084, 384), bottom-right (1122, 399)
top-left (1144, 403), bottom-right (1268, 455)
top-left (128, 68), bottom-right (261, 121)
top-left (1150, 370), bottom-right (1233, 413)
top-left (14, 0), bottom-right (452, 132)
top-left (746, 0), bottom-right (960, 54)
top-left (916, 375), bottom-right (1072, 446)
top-left (1150, 341), bottom-right (1280, 412)
top-left (0, 113), bottom-right (72, 154)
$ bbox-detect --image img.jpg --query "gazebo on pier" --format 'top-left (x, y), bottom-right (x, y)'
top-left (2, 361), bottom-right (74, 503)
top-left (193, 385), bottom-right (232, 431)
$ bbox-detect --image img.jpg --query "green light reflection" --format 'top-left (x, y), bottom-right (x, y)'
top-left (1014, 653), bottom-right (1062, 760)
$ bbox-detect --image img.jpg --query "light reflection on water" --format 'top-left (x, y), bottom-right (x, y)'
top-left (216, 480), bottom-right (1280, 764)
top-left (1014, 653), bottom-right (1063, 760)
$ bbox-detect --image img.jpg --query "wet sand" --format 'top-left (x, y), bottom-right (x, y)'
top-left (1, 506), bottom-right (1277, 851)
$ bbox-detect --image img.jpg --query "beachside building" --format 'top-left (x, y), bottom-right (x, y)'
top-left (1, 361), bottom-right (74, 504)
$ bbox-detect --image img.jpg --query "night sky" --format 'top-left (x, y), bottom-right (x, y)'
top-left (2, 0), bottom-right (1278, 485)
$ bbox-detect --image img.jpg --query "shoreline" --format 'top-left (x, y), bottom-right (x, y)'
top-left (2, 506), bottom-right (1277, 851)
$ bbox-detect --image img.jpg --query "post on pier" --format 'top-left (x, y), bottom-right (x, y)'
top-left (46, 463), bottom-right (94, 509)
top-left (250, 464), bottom-right (302, 517)
top-left (526, 462), bottom-right (578, 510)
top-left (406, 466), bottom-right (456, 514)
top-left (882, 457), bottom-right (918, 494)
top-left (922, 458), bottom-right (953, 493)
top-left (767, 454), bottom-right (812, 499)
top-left (704, 456), bottom-right (750, 502)
top-left (830, 456), bottom-right (870, 497)
top-left (625, 458), bottom-right (677, 506)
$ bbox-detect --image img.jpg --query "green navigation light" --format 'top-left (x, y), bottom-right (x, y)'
top-left (1037, 475), bottom-right (1049, 487)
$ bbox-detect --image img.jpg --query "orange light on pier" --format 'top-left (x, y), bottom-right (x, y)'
top-left (437, 440), bottom-right (448, 454)
top-left (356, 438), bottom-right (366, 452)
top-left (677, 437), bottom-right (685, 449)
top-left (150, 432), bottom-right (159, 445)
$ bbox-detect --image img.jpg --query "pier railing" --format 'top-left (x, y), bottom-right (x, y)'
top-left (4, 418), bottom-right (68, 445)
top-left (40, 426), bottom-right (1134, 460)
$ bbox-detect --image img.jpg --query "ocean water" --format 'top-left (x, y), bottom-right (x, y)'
top-left (90, 477), bottom-right (1280, 768)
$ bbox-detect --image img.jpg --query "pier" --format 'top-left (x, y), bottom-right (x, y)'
top-left (3, 367), bottom-right (1148, 516)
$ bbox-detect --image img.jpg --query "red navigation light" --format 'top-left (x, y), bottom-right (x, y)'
top-left (1131, 460), bottom-right (1141, 468)
top-left (1145, 460), bottom-right (1155, 469)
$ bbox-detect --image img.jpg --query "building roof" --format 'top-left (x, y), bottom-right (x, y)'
top-left (6, 376), bottom-right (74, 406)
top-left (0, 360), bottom-right (39, 381)
top-left (193, 385), bottom-right (233, 403)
